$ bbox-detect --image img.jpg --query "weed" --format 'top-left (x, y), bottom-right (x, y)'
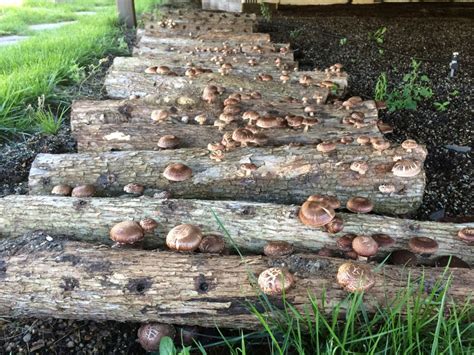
top-left (434, 101), bottom-right (450, 112)
top-left (449, 89), bottom-right (459, 97)
top-left (339, 37), bottom-right (347, 46)
top-left (259, 1), bottom-right (272, 22)
top-left (374, 72), bottom-right (387, 101)
top-left (289, 28), bottom-right (303, 40)
top-left (372, 26), bottom-right (387, 45)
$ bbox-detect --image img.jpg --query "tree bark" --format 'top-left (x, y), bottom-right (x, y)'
top-left (28, 145), bottom-right (426, 214)
top-left (0, 195), bottom-right (471, 265)
top-left (144, 8), bottom-right (257, 22)
top-left (144, 28), bottom-right (270, 42)
top-left (0, 233), bottom-right (471, 329)
top-left (71, 99), bottom-right (379, 152)
top-left (104, 57), bottom-right (347, 97)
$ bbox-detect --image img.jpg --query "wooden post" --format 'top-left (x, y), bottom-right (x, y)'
top-left (116, 0), bottom-right (137, 28)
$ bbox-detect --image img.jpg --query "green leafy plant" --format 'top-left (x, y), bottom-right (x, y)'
top-left (449, 89), bottom-right (459, 97)
top-left (339, 37), bottom-right (347, 46)
top-left (434, 101), bottom-right (450, 112)
top-left (259, 1), bottom-right (272, 22)
top-left (156, 336), bottom-right (194, 355)
top-left (289, 28), bottom-right (303, 40)
top-left (377, 59), bottom-right (433, 112)
top-left (372, 26), bottom-right (387, 45)
top-left (32, 95), bottom-right (67, 135)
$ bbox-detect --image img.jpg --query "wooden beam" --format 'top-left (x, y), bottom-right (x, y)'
top-left (116, 0), bottom-right (137, 28)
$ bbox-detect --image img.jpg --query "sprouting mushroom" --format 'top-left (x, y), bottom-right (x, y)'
top-left (401, 139), bottom-right (418, 152)
top-left (209, 150), bottom-right (225, 162)
top-left (392, 159), bottom-right (421, 177)
top-left (356, 135), bottom-right (371, 145)
top-left (340, 136), bottom-right (354, 145)
top-left (199, 234), bottom-right (226, 254)
top-left (371, 138), bottom-right (391, 154)
top-left (144, 66), bottom-right (158, 74)
top-left (156, 65), bottom-right (171, 75)
top-left (194, 114), bottom-right (207, 125)
top-left (457, 228), bottom-right (474, 245)
top-left (139, 218), bottom-right (159, 233)
top-left (151, 109), bottom-right (169, 123)
top-left (158, 135), bottom-right (180, 149)
top-left (110, 221), bottom-right (144, 245)
top-left (378, 184), bottom-right (396, 194)
top-left (317, 141), bottom-right (336, 153)
top-left (240, 163), bottom-right (257, 177)
top-left (371, 234), bottom-right (395, 248)
top-left (337, 233), bottom-right (357, 251)
top-left (350, 161), bottom-right (369, 175)
top-left (223, 97), bottom-right (239, 106)
top-left (298, 200), bottom-right (336, 227)
top-left (123, 183), bottom-right (145, 195)
top-left (232, 128), bottom-right (254, 147)
top-left (242, 111), bottom-right (260, 125)
top-left (258, 73), bottom-right (273, 82)
top-left (248, 58), bottom-right (257, 67)
top-left (299, 74), bottom-right (313, 86)
top-left (280, 73), bottom-right (290, 84)
top-left (256, 116), bottom-right (286, 129)
top-left (346, 197), bottom-right (374, 214)
top-left (51, 184), bottom-right (72, 196)
top-left (163, 163), bottom-right (193, 182)
top-left (336, 262), bottom-right (375, 293)
top-left (408, 236), bottom-right (439, 255)
top-left (352, 235), bottom-right (379, 261)
top-left (304, 105), bottom-right (317, 117)
top-left (137, 323), bottom-right (176, 352)
top-left (258, 267), bottom-right (295, 295)
top-left (389, 249), bottom-right (418, 266)
top-left (224, 104), bottom-right (241, 116)
top-left (313, 93), bottom-right (324, 105)
top-left (302, 118), bottom-right (319, 132)
top-left (166, 224), bottom-right (203, 252)
top-left (71, 184), bottom-right (96, 198)
top-left (324, 216), bottom-right (344, 234)
top-left (263, 241), bottom-right (294, 257)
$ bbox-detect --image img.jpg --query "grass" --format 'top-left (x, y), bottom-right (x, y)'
top-left (0, 0), bottom-right (161, 140)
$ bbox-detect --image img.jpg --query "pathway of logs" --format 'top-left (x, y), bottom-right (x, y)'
top-left (0, 6), bottom-right (472, 341)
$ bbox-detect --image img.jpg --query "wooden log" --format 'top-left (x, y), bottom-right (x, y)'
top-left (143, 9), bottom-right (257, 22)
top-left (0, 233), bottom-right (471, 329)
top-left (116, 0), bottom-right (137, 28)
top-left (28, 145), bottom-right (427, 214)
top-left (105, 57), bottom-right (347, 93)
top-left (144, 21), bottom-right (255, 34)
top-left (143, 29), bottom-right (271, 42)
top-left (71, 99), bottom-right (379, 152)
top-left (104, 60), bottom-right (341, 101)
top-left (136, 32), bottom-right (291, 57)
top-left (0, 195), bottom-right (472, 265)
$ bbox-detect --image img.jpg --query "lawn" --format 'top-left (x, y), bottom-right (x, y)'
top-left (0, 0), bottom-right (160, 140)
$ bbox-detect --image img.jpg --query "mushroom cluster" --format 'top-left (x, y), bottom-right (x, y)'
top-left (51, 184), bottom-right (96, 197)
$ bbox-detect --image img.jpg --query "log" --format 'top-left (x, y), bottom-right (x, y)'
top-left (0, 195), bottom-right (472, 265)
top-left (143, 21), bottom-right (255, 35)
top-left (104, 60), bottom-right (341, 101)
top-left (143, 30), bottom-right (271, 43)
top-left (136, 32), bottom-right (291, 57)
top-left (105, 57), bottom-right (347, 93)
top-left (144, 9), bottom-right (257, 22)
top-left (71, 99), bottom-right (380, 152)
top-left (0, 232), bottom-right (471, 329)
top-left (28, 145), bottom-right (427, 214)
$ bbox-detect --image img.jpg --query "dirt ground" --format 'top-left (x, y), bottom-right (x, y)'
top-left (0, 3), bottom-right (473, 354)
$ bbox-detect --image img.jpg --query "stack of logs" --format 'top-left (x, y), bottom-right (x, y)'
top-left (0, 6), bottom-right (472, 337)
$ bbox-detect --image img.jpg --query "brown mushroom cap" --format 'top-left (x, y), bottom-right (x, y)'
top-left (340, 136), bottom-right (354, 144)
top-left (199, 234), bottom-right (226, 254)
top-left (256, 116), bottom-right (285, 129)
top-left (151, 109), bottom-right (169, 122)
top-left (240, 163), bottom-right (258, 173)
top-left (110, 221), bottom-right (144, 244)
top-left (433, 256), bottom-right (470, 269)
top-left (457, 228), bottom-right (474, 245)
top-left (356, 135), bottom-right (371, 145)
top-left (157, 65), bottom-right (171, 75)
top-left (307, 194), bottom-right (341, 209)
top-left (389, 249), bottom-right (417, 266)
top-left (371, 138), bottom-right (391, 152)
top-left (166, 224), bottom-right (203, 252)
top-left (138, 323), bottom-right (176, 352)
top-left (123, 183), bottom-right (145, 195)
top-left (139, 218), bottom-right (159, 233)
top-left (163, 163), bottom-right (192, 182)
top-left (352, 236), bottom-right (379, 257)
top-left (51, 184), bottom-right (72, 196)
top-left (336, 262), bottom-right (375, 293)
top-left (71, 184), bottom-right (96, 198)
top-left (299, 200), bottom-right (336, 227)
top-left (371, 233), bottom-right (395, 248)
top-left (392, 159), bottom-right (421, 177)
top-left (346, 196), bottom-right (374, 213)
top-left (263, 241), bottom-right (294, 257)
top-left (258, 267), bottom-right (295, 295)
top-left (317, 141), bottom-right (336, 153)
top-left (337, 233), bottom-right (357, 251)
top-left (158, 135), bottom-right (180, 149)
top-left (324, 216), bottom-right (344, 234)
top-left (232, 128), bottom-right (254, 144)
top-left (350, 161), bottom-right (369, 175)
top-left (144, 66), bottom-right (158, 74)
top-left (224, 104), bottom-right (241, 116)
top-left (401, 139), bottom-right (418, 152)
top-left (408, 236), bottom-right (438, 254)
top-left (286, 115), bottom-right (304, 128)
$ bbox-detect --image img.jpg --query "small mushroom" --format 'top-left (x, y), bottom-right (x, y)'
top-left (209, 150), bottom-right (225, 162)
top-left (138, 323), bottom-right (176, 352)
top-left (157, 65), bottom-right (171, 75)
top-left (151, 109), bottom-right (169, 123)
top-left (194, 114), bottom-right (207, 125)
top-left (324, 216), bottom-right (344, 234)
top-left (389, 249), bottom-right (417, 266)
top-left (378, 184), bottom-right (396, 194)
top-left (258, 267), bottom-right (295, 295)
top-left (306, 195), bottom-right (341, 209)
top-left (258, 73), bottom-right (273, 82)
top-left (224, 104), bottom-right (241, 116)
top-left (123, 183), bottom-right (145, 195)
top-left (408, 236), bottom-right (438, 255)
top-left (371, 233), bottom-right (395, 248)
top-left (350, 161), bottom-right (369, 175)
top-left (158, 135), bottom-right (180, 149)
top-left (232, 128), bottom-right (254, 147)
top-left (457, 228), bottom-right (474, 245)
top-left (337, 233), bottom-right (357, 251)
top-left (240, 163), bottom-right (257, 176)
top-left (336, 262), bottom-right (375, 293)
top-left (166, 224), bottom-right (203, 252)
top-left (299, 74), bottom-right (313, 86)
top-left (199, 234), bottom-right (226, 254)
top-left (401, 139), bottom-right (418, 152)
top-left (299, 200), bottom-right (336, 227)
top-left (208, 142), bottom-right (226, 152)
top-left (51, 184), bottom-right (72, 196)
top-left (313, 93), bottom-right (324, 105)
top-left (304, 105), bottom-right (318, 117)
top-left (302, 118), bottom-right (319, 132)
top-left (110, 221), bottom-right (144, 245)
top-left (263, 241), bottom-right (294, 257)
top-left (256, 116), bottom-right (285, 129)
top-left (340, 136), bottom-right (354, 145)
top-left (242, 111), bottom-right (260, 125)
top-left (144, 66), bottom-right (158, 74)
top-left (346, 196), bottom-right (374, 214)
top-left (280, 73), bottom-right (290, 84)
top-left (392, 159), bottom-right (421, 177)
top-left (356, 135), bottom-right (371, 145)
top-left (163, 163), bottom-right (193, 182)
top-left (71, 184), bottom-right (95, 198)
top-left (139, 218), bottom-right (159, 233)
top-left (286, 115), bottom-right (304, 129)
top-left (352, 235), bottom-right (379, 259)
top-left (371, 138), bottom-right (391, 154)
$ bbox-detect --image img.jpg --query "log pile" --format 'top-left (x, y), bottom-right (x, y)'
top-left (1, 5), bottom-right (471, 335)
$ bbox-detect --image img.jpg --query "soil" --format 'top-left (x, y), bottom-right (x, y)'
top-left (0, 3), bottom-right (473, 354)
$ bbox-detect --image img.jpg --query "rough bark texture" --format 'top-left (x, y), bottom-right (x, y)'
top-left (144, 28), bottom-right (271, 42)
top-left (144, 9), bottom-right (257, 22)
top-left (28, 145), bottom-right (427, 214)
top-left (0, 196), bottom-right (471, 265)
top-left (136, 32), bottom-right (290, 57)
top-left (0, 233), bottom-right (471, 329)
top-left (105, 57), bottom-right (348, 95)
top-left (71, 99), bottom-right (379, 152)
